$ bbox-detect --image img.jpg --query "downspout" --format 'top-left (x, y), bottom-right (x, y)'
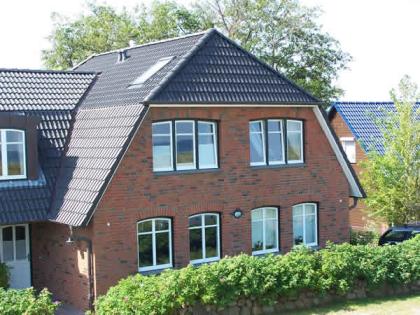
top-left (349, 197), bottom-right (359, 210)
top-left (66, 226), bottom-right (94, 310)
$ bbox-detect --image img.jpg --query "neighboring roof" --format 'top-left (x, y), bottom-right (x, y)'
top-left (0, 69), bottom-right (96, 224)
top-left (330, 102), bottom-right (419, 154)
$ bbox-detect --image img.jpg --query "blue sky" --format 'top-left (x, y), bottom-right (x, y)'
top-left (1, 0), bottom-right (419, 100)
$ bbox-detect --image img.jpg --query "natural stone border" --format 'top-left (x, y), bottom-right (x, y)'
top-left (179, 280), bottom-right (420, 315)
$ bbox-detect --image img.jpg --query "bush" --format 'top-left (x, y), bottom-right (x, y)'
top-left (0, 263), bottom-right (9, 288)
top-left (350, 229), bottom-right (380, 245)
top-left (94, 236), bottom-right (420, 315)
top-left (0, 288), bottom-right (59, 315)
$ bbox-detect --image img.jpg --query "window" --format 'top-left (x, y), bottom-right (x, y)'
top-left (129, 56), bottom-right (174, 88)
top-left (188, 213), bottom-right (220, 264)
top-left (251, 207), bottom-right (279, 255)
top-left (340, 137), bottom-right (356, 163)
top-left (137, 218), bottom-right (172, 272)
top-left (293, 203), bottom-right (318, 246)
top-left (0, 225), bottom-right (28, 262)
top-left (0, 129), bottom-right (26, 179)
top-left (152, 120), bottom-right (218, 172)
top-left (249, 119), bottom-right (303, 166)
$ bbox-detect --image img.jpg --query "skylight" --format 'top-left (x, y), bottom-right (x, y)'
top-left (129, 56), bottom-right (174, 89)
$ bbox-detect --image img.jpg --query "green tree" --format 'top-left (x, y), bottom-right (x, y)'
top-left (361, 76), bottom-right (420, 225)
top-left (43, 0), bottom-right (350, 102)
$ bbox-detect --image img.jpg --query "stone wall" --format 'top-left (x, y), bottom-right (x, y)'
top-left (181, 281), bottom-right (420, 315)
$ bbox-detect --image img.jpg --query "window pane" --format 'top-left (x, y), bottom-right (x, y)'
top-left (138, 220), bottom-right (152, 233)
top-left (205, 227), bottom-right (218, 258)
top-left (7, 143), bottom-right (25, 175)
top-left (205, 214), bottom-right (217, 226)
top-left (189, 216), bottom-right (201, 227)
top-left (153, 135), bottom-right (172, 170)
top-left (251, 209), bottom-right (263, 221)
top-left (6, 130), bottom-right (23, 142)
top-left (176, 135), bottom-right (194, 168)
top-left (156, 232), bottom-right (170, 265)
top-left (152, 123), bottom-right (170, 135)
top-left (15, 226), bottom-right (26, 260)
top-left (265, 220), bottom-right (277, 250)
top-left (198, 122), bottom-right (214, 133)
top-left (287, 132), bottom-right (302, 162)
top-left (268, 132), bottom-right (283, 163)
top-left (176, 121), bottom-right (193, 134)
top-left (293, 205), bottom-right (303, 216)
top-left (265, 208), bottom-right (277, 219)
top-left (155, 219), bottom-right (169, 231)
top-left (305, 214), bottom-right (316, 244)
top-left (2, 227), bottom-right (13, 261)
top-left (305, 204), bottom-right (316, 215)
top-left (189, 228), bottom-right (203, 260)
top-left (268, 120), bottom-right (281, 132)
top-left (252, 221), bottom-right (263, 252)
top-left (199, 134), bottom-right (216, 168)
top-left (342, 140), bottom-right (356, 163)
top-left (293, 214), bottom-right (304, 245)
top-left (250, 121), bottom-right (262, 132)
top-left (138, 234), bottom-right (153, 267)
top-left (287, 120), bottom-right (301, 132)
top-left (250, 133), bottom-right (265, 164)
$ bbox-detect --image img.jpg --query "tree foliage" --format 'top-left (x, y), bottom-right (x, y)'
top-left (42, 0), bottom-right (350, 102)
top-left (361, 76), bottom-right (420, 225)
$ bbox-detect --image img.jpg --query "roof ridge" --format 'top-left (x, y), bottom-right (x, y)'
top-left (0, 68), bottom-right (96, 75)
top-left (72, 29), bottom-right (210, 70)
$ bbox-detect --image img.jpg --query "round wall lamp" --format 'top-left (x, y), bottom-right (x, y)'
top-left (232, 208), bottom-right (243, 219)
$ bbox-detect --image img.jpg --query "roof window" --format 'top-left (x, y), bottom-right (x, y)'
top-left (128, 56), bottom-right (174, 89)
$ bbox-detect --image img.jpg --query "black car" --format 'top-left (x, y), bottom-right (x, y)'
top-left (378, 224), bottom-right (420, 246)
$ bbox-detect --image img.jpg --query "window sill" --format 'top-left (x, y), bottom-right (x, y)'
top-left (252, 250), bottom-right (281, 257)
top-left (153, 168), bottom-right (221, 176)
top-left (250, 163), bottom-right (306, 170)
top-left (139, 266), bottom-right (172, 276)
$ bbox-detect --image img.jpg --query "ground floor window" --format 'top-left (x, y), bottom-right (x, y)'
top-left (188, 213), bottom-right (220, 264)
top-left (292, 203), bottom-right (318, 246)
top-left (251, 207), bottom-right (279, 255)
top-left (137, 218), bottom-right (172, 272)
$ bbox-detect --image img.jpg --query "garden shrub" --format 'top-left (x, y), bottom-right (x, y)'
top-left (0, 288), bottom-right (58, 315)
top-left (350, 229), bottom-right (380, 245)
top-left (94, 235), bottom-right (420, 315)
top-left (0, 262), bottom-right (9, 288)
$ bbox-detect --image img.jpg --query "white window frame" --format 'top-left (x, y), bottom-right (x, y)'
top-left (292, 203), bottom-right (318, 247)
top-left (251, 207), bottom-right (279, 255)
top-left (188, 213), bottom-right (220, 264)
top-left (267, 119), bottom-right (285, 165)
top-left (198, 121), bottom-right (218, 169)
top-left (137, 218), bottom-right (173, 272)
top-left (249, 120), bottom-right (266, 166)
top-left (0, 224), bottom-right (29, 262)
top-left (286, 120), bottom-right (304, 164)
top-left (340, 137), bottom-right (356, 163)
top-left (175, 120), bottom-right (196, 170)
top-left (152, 121), bottom-right (173, 172)
top-left (0, 129), bottom-right (26, 180)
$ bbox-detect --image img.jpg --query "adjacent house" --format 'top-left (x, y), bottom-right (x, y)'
top-left (0, 29), bottom-right (364, 310)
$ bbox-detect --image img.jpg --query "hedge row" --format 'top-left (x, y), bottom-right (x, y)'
top-left (95, 236), bottom-right (420, 315)
top-left (0, 262), bottom-right (8, 289)
top-left (0, 288), bottom-right (58, 315)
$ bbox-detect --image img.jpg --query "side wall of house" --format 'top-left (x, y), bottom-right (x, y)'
top-left (89, 106), bottom-right (351, 297)
top-left (31, 222), bottom-right (92, 310)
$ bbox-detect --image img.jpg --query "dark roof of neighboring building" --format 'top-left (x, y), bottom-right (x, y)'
top-left (0, 69), bottom-right (96, 224)
top-left (330, 102), bottom-right (419, 154)
top-left (0, 29), bottom-right (361, 226)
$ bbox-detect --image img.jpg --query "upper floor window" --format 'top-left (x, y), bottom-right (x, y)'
top-left (0, 129), bottom-right (26, 180)
top-left (340, 137), bottom-right (356, 163)
top-left (249, 119), bottom-right (303, 166)
top-left (188, 213), bottom-right (220, 264)
top-left (293, 203), bottom-right (318, 247)
top-left (251, 207), bottom-right (279, 255)
top-left (152, 120), bottom-right (218, 172)
top-left (137, 218), bottom-right (172, 272)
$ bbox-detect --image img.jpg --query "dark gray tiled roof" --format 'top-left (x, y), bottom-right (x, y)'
top-left (0, 69), bottom-right (96, 224)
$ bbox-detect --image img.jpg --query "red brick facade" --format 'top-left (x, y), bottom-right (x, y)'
top-left (32, 106), bottom-right (352, 310)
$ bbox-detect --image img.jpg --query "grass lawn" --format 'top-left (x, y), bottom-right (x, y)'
top-left (281, 294), bottom-right (420, 315)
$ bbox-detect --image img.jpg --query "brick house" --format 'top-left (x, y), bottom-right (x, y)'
top-left (0, 29), bottom-right (364, 310)
top-left (328, 102), bottom-right (400, 230)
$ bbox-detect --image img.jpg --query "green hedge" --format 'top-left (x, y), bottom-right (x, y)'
top-left (350, 229), bottom-right (380, 245)
top-left (0, 288), bottom-right (58, 315)
top-left (94, 236), bottom-right (420, 315)
top-left (0, 263), bottom-right (8, 289)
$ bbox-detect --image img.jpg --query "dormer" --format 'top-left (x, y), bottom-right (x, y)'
top-left (0, 113), bottom-right (41, 180)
